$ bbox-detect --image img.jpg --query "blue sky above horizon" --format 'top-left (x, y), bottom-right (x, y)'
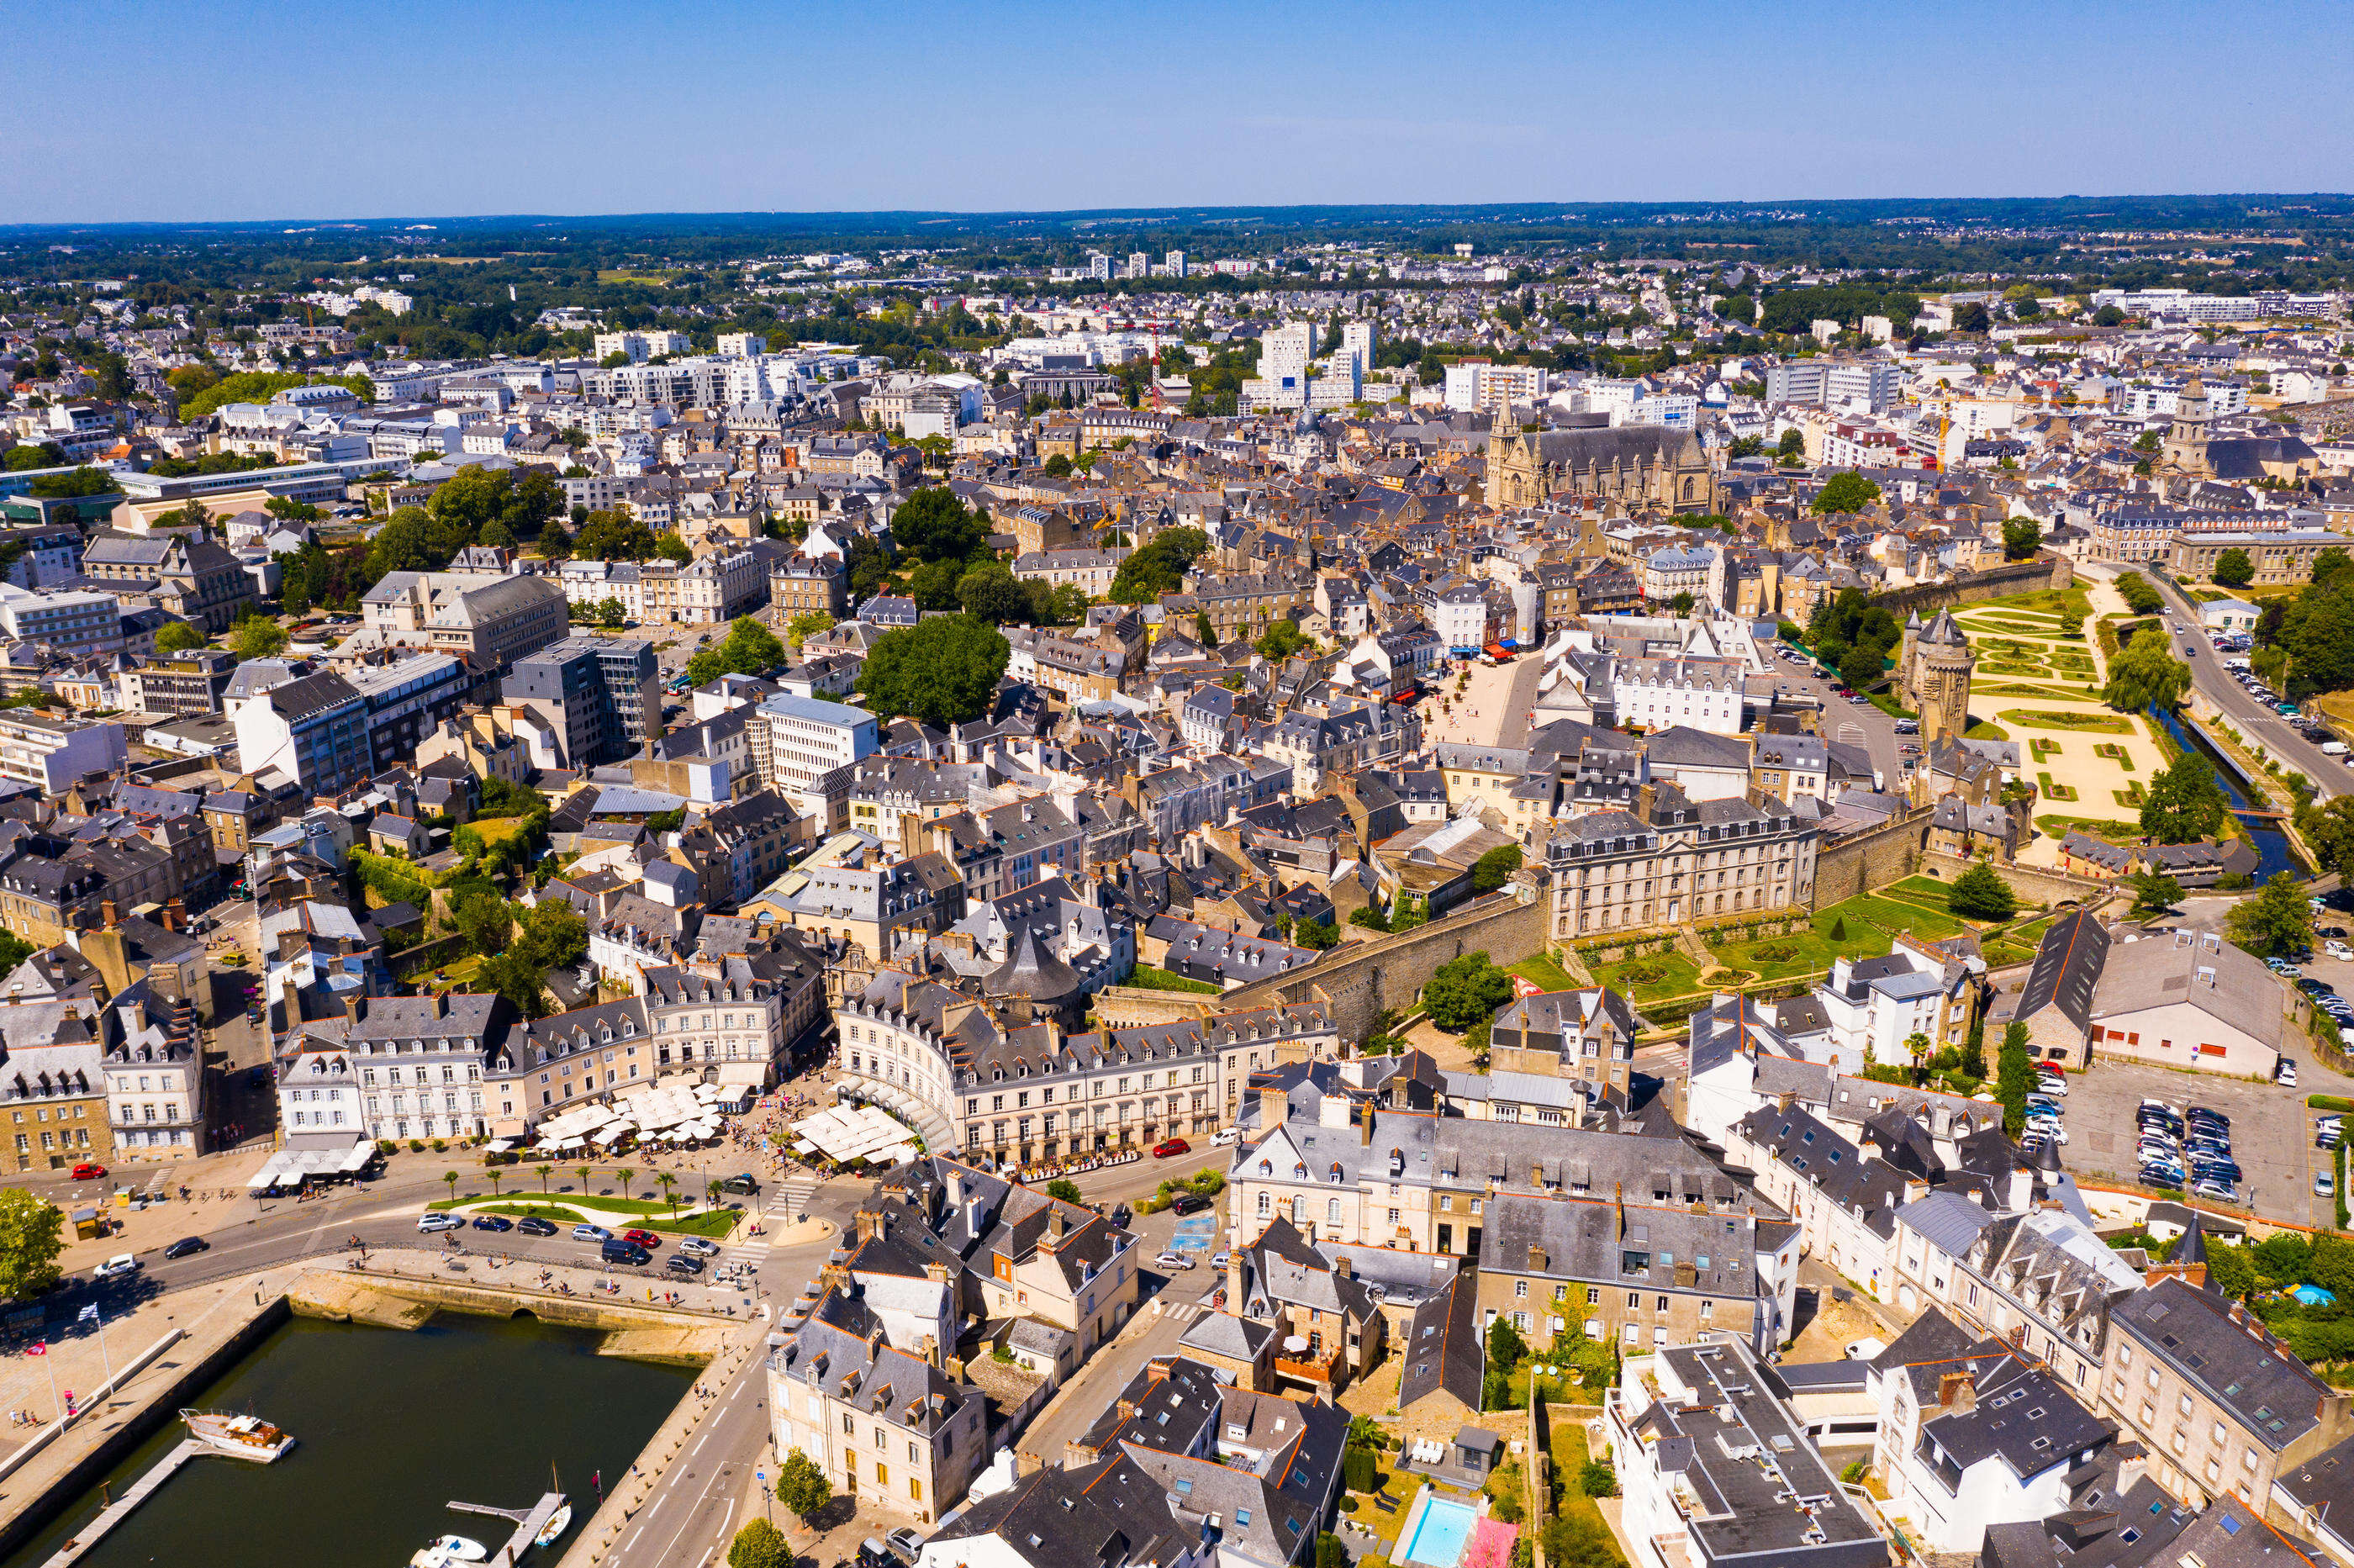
top-left (10, 1), bottom-right (2350, 224)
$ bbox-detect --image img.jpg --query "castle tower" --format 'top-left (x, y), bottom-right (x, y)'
top-left (1909, 610), bottom-right (1977, 746)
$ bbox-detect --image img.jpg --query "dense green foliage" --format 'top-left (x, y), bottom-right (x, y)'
top-left (1811, 472), bottom-right (1882, 515)
top-left (176, 370), bottom-right (374, 420)
top-left (2114, 572), bottom-right (2166, 615)
top-left (1109, 526), bottom-right (1209, 604)
top-left (683, 616), bottom-right (786, 687)
top-left (1947, 862), bottom-right (2018, 921)
top-left (2139, 754), bottom-right (2230, 843)
top-left (1804, 587), bottom-right (1901, 692)
top-left (0, 1189), bottom-right (65, 1301)
top-left (2211, 547), bottom-right (2255, 589)
top-left (2225, 871), bottom-right (2314, 958)
top-left (1996, 1021), bottom-right (2035, 1136)
top-left (1470, 845), bottom-right (1524, 895)
top-left (2002, 518), bottom-right (2041, 560)
top-left (857, 615), bottom-right (1011, 728)
top-left (2103, 630), bottom-right (2191, 712)
top-left (1424, 949), bottom-right (1514, 1032)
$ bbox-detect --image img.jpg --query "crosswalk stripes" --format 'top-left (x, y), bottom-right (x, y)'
top-left (770, 1175), bottom-right (821, 1218)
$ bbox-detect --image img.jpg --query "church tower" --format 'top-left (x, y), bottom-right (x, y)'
top-left (2162, 375), bottom-right (2212, 476)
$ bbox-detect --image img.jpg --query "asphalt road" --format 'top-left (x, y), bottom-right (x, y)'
top-left (2131, 566), bottom-right (2353, 800)
top-left (1760, 637), bottom-right (1907, 789)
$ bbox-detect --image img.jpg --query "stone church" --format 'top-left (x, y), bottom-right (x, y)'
top-left (1485, 405), bottom-right (1720, 514)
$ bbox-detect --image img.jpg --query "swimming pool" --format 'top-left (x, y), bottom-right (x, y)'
top-left (1400, 1496), bottom-right (1478, 1568)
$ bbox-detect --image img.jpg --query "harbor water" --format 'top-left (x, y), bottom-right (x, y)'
top-left (2146, 705), bottom-right (2307, 881)
top-left (2, 1313), bottom-right (696, 1568)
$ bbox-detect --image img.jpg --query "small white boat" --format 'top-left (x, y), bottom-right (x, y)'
top-left (410, 1536), bottom-right (490, 1567)
top-left (181, 1408), bottom-right (296, 1463)
top-left (534, 1502), bottom-right (573, 1548)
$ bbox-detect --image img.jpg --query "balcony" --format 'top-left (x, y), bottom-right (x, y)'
top-left (1274, 1342), bottom-right (1343, 1386)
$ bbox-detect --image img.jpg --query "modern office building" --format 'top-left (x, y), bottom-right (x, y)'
top-left (500, 636), bottom-right (659, 768)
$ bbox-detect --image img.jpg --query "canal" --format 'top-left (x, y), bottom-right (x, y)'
top-left (2146, 705), bottom-right (2308, 880)
top-left (2, 1313), bottom-right (697, 1568)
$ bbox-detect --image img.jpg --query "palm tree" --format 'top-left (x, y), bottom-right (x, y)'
top-left (576, 1165), bottom-right (593, 1196)
top-left (442, 1170), bottom-right (460, 1206)
top-left (617, 1168), bottom-right (636, 1203)
top-left (706, 1180), bottom-right (724, 1212)
top-left (488, 1169), bottom-right (504, 1201)
top-left (536, 1164), bottom-right (552, 1197)
top-left (657, 1172), bottom-right (678, 1217)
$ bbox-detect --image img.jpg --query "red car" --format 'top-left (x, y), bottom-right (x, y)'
top-left (621, 1228), bottom-right (662, 1249)
top-left (1153, 1138), bottom-right (1190, 1159)
top-left (71, 1163), bottom-right (107, 1181)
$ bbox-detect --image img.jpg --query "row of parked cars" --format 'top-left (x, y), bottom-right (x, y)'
top-left (2137, 1099), bottom-right (2243, 1203)
top-left (417, 1210), bottom-right (726, 1275)
top-left (2019, 1060), bottom-right (2070, 1159)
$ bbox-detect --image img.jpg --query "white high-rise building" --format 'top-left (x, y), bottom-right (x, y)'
top-left (1338, 321), bottom-right (1376, 379)
top-left (1127, 251), bottom-right (1149, 278)
top-left (1087, 251), bottom-right (1112, 281)
top-left (1259, 322), bottom-right (1316, 407)
top-left (1164, 250), bottom-right (1186, 279)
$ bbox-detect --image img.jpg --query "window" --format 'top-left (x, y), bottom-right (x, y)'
top-left (1515, 1280), bottom-right (1528, 1299)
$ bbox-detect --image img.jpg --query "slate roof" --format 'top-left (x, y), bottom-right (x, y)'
top-left (2109, 1277), bottom-right (2334, 1454)
top-left (2017, 910), bottom-right (2110, 1033)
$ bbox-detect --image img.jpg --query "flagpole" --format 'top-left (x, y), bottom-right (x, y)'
top-left (37, 1347), bottom-right (59, 1423)
top-left (90, 1309), bottom-right (111, 1384)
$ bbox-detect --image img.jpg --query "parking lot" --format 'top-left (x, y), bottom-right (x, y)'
top-left (2060, 1056), bottom-right (2336, 1229)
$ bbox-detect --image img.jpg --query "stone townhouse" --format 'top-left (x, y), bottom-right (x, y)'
top-left (1726, 1101), bottom-right (1910, 1302)
top-left (1475, 1187), bottom-right (1796, 1358)
top-left (1230, 1092), bottom-right (1785, 1271)
top-left (337, 993), bottom-right (512, 1143)
top-left (1222, 1217), bottom-right (1388, 1396)
top-left (1543, 783), bottom-right (1818, 940)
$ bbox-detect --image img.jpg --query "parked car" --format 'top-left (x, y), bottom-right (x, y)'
top-left (573, 1223), bottom-right (613, 1243)
top-left (888, 1529), bottom-right (928, 1563)
top-left (418, 1213), bottom-right (463, 1233)
top-left (665, 1254), bottom-right (704, 1275)
top-left (1169, 1192), bottom-right (1213, 1216)
top-left (517, 1217), bottom-right (558, 1237)
top-left (679, 1237), bottom-right (720, 1257)
top-left (1844, 1338), bottom-right (1887, 1360)
top-left (1153, 1251), bottom-right (1194, 1271)
top-left (71, 1163), bottom-right (106, 1181)
top-left (2281, 1059), bottom-right (2301, 1086)
top-left (622, 1228), bottom-right (662, 1249)
top-left (472, 1215), bottom-right (514, 1233)
top-left (163, 1236), bottom-right (208, 1259)
top-left (92, 1254), bottom-right (140, 1280)
top-left (602, 1239), bottom-right (650, 1266)
top-left (1153, 1138), bottom-right (1191, 1158)
top-left (2321, 1172), bottom-right (2340, 1200)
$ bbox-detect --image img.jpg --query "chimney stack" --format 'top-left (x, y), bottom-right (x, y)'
top-left (854, 1208), bottom-right (883, 1243)
top-left (1258, 1084), bottom-right (1288, 1129)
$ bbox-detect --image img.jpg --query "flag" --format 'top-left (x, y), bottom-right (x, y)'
top-left (77, 1305), bottom-right (98, 1323)
top-left (24, 1343), bottom-right (44, 1357)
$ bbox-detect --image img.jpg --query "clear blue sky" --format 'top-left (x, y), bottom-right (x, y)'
top-left (10, 0), bottom-right (2350, 223)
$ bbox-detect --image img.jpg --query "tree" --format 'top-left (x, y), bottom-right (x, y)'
top-left (570, 509), bottom-right (659, 562)
top-left (1812, 472), bottom-right (1882, 515)
top-left (2114, 573), bottom-right (2166, 615)
top-left (2304, 795), bottom-right (2354, 881)
top-left (2209, 547), bottom-right (2254, 589)
top-left (729, 1518), bottom-right (790, 1568)
top-left (452, 891), bottom-right (515, 958)
top-left (858, 616), bottom-right (1011, 728)
top-left (2103, 631), bottom-right (2190, 714)
top-left (26, 466), bottom-right (118, 499)
top-left (1424, 950), bottom-right (1514, 1033)
top-left (1470, 846), bottom-right (1523, 895)
top-left (1948, 861), bottom-right (2018, 921)
top-left (1995, 1021), bottom-right (2035, 1136)
top-left (1254, 619), bottom-right (1310, 660)
top-left (479, 950), bottom-right (551, 1019)
top-left (153, 620), bottom-right (205, 653)
top-left (2140, 754), bottom-right (2230, 843)
top-left (1109, 526), bottom-right (1210, 604)
top-left (1670, 590), bottom-right (1696, 616)
top-left (1317, 1534), bottom-right (1347, 1568)
top-left (784, 610), bottom-right (835, 651)
top-left (889, 487), bottom-right (987, 564)
top-left (2226, 871), bottom-right (2314, 959)
top-left (1953, 302), bottom-right (1992, 335)
top-left (1775, 429), bottom-right (1806, 462)
top-left (2129, 870), bottom-right (2185, 918)
top-left (515, 899), bottom-right (588, 972)
top-left (774, 1449), bottom-right (831, 1525)
top-left (1837, 640), bottom-right (1885, 693)
top-left (683, 616), bottom-right (789, 688)
top-left (0, 1188), bottom-right (65, 1300)
top-left (2002, 518), bottom-right (2041, 561)
top-left (227, 615), bottom-right (288, 660)
top-left (1044, 1179), bottom-right (1083, 1204)
top-left (1292, 918), bottom-right (1340, 951)
top-left (655, 532), bottom-right (694, 565)
top-left (958, 561), bottom-right (1032, 625)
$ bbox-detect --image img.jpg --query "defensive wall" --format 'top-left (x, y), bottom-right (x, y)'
top-left (1919, 848), bottom-right (2112, 910)
top-left (1870, 552), bottom-right (2074, 620)
top-left (1811, 805), bottom-right (1933, 908)
top-left (1220, 890), bottom-right (1546, 1044)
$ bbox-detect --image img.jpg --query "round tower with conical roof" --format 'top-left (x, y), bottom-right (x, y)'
top-left (1906, 609), bottom-right (1978, 745)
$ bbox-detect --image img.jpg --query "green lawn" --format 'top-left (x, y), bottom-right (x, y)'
top-left (1507, 953), bottom-right (1582, 994)
top-left (1966, 721), bottom-right (2011, 741)
top-left (1884, 876), bottom-right (1956, 908)
top-left (1707, 893), bottom-right (1968, 980)
top-left (1126, 964), bottom-right (1222, 995)
top-left (2040, 816), bottom-right (2135, 844)
top-left (1978, 586), bottom-right (2093, 619)
top-left (429, 1196), bottom-right (739, 1238)
top-left (467, 815), bottom-right (534, 846)
top-left (1594, 950), bottom-right (1705, 1004)
top-left (2037, 772), bottom-right (2078, 801)
top-left (1996, 709), bottom-right (2133, 732)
